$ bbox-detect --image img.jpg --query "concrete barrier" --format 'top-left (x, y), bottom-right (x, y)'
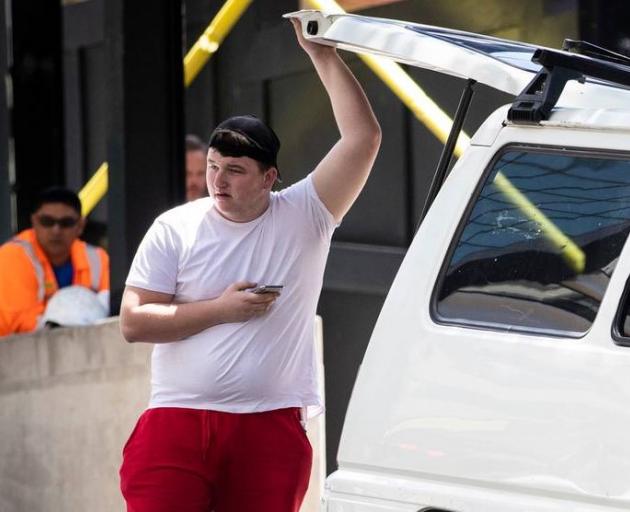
top-left (0, 317), bottom-right (325, 512)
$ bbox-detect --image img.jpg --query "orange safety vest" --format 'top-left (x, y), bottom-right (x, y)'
top-left (0, 229), bottom-right (109, 337)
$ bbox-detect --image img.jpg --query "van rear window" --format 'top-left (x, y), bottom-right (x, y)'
top-left (435, 148), bottom-right (630, 336)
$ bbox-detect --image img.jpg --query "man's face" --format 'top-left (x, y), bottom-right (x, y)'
top-left (206, 147), bottom-right (277, 223)
top-left (186, 149), bottom-right (208, 202)
top-left (31, 203), bottom-right (84, 263)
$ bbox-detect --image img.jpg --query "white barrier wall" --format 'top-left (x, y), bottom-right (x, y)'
top-left (0, 318), bottom-right (325, 512)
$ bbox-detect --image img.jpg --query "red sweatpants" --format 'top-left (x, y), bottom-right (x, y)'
top-left (119, 407), bottom-right (312, 512)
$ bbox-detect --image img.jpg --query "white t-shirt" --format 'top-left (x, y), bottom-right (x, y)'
top-left (126, 175), bottom-right (336, 414)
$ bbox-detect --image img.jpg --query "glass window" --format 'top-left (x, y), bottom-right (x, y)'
top-left (435, 148), bottom-right (630, 336)
top-left (407, 26), bottom-right (541, 73)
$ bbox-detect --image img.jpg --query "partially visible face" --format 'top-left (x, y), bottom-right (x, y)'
top-left (206, 147), bottom-right (277, 223)
top-left (186, 149), bottom-right (208, 202)
top-left (31, 203), bottom-right (84, 263)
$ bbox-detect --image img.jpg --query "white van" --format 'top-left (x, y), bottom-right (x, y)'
top-left (288, 10), bottom-right (630, 512)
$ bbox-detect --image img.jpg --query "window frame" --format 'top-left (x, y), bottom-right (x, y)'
top-left (611, 276), bottom-right (630, 347)
top-left (430, 143), bottom-right (630, 339)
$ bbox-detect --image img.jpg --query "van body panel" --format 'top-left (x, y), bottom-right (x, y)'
top-left (541, 79), bottom-right (630, 110)
top-left (469, 104), bottom-right (630, 149)
top-left (325, 469), bottom-right (630, 512)
top-left (469, 106), bottom-right (508, 147)
top-left (331, 128), bottom-right (630, 509)
top-left (541, 107), bottom-right (630, 131)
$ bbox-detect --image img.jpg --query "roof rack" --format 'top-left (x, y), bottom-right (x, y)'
top-left (508, 46), bottom-right (630, 124)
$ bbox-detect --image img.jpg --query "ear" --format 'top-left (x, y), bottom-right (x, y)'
top-left (263, 167), bottom-right (278, 190)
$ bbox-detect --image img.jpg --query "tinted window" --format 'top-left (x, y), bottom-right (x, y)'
top-left (435, 148), bottom-right (630, 336)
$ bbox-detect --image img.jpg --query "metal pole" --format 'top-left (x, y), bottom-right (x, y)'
top-left (106, 0), bottom-right (184, 313)
top-left (418, 79), bottom-right (475, 227)
top-left (0, 0), bottom-right (11, 242)
top-left (80, 0), bottom-right (253, 217)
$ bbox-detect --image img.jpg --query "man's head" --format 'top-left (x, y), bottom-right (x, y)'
top-left (185, 134), bottom-right (208, 202)
top-left (30, 187), bottom-right (85, 266)
top-left (206, 115), bottom-right (281, 222)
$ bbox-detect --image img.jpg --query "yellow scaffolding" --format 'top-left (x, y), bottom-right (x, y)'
top-left (184, 0), bottom-right (254, 87)
top-left (78, 162), bottom-right (108, 217)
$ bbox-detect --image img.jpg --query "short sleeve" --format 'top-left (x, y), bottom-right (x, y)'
top-left (279, 174), bottom-right (338, 241)
top-left (125, 219), bottom-right (180, 294)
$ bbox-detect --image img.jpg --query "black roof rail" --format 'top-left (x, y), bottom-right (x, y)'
top-left (508, 47), bottom-right (630, 124)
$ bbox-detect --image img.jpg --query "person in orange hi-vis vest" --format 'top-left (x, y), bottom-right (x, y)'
top-left (0, 187), bottom-right (109, 337)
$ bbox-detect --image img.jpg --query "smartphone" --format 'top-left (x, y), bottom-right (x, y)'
top-left (250, 285), bottom-right (283, 294)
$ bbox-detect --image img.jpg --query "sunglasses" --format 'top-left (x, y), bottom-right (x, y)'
top-left (37, 215), bottom-right (80, 228)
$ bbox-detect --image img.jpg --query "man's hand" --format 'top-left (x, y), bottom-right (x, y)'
top-left (216, 281), bottom-right (280, 323)
top-left (290, 18), bottom-right (336, 60)
top-left (120, 282), bottom-right (279, 343)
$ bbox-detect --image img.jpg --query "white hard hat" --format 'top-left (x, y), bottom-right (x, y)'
top-left (42, 285), bottom-right (109, 327)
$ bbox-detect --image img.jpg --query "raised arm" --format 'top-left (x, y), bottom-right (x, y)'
top-left (291, 18), bottom-right (381, 223)
top-left (119, 282), bottom-right (278, 343)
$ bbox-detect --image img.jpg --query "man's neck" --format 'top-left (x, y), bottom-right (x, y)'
top-left (47, 252), bottom-right (71, 267)
top-left (216, 196), bottom-right (271, 223)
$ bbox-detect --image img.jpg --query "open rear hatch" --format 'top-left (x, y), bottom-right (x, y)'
top-left (284, 10), bottom-right (630, 223)
top-left (284, 10), bottom-right (630, 108)
top-left (284, 10), bottom-right (540, 96)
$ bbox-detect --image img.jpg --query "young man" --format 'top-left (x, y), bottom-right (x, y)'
top-left (185, 134), bottom-right (209, 202)
top-left (0, 187), bottom-right (109, 337)
top-left (119, 19), bottom-right (381, 512)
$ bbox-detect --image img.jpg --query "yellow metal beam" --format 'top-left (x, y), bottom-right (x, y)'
top-left (184, 0), bottom-right (253, 87)
top-left (493, 172), bottom-right (585, 273)
top-left (78, 162), bottom-right (108, 217)
top-left (78, 0), bottom-right (252, 216)
top-left (306, 0), bottom-right (585, 273)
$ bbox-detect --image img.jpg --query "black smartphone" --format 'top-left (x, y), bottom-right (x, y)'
top-left (250, 285), bottom-right (284, 294)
